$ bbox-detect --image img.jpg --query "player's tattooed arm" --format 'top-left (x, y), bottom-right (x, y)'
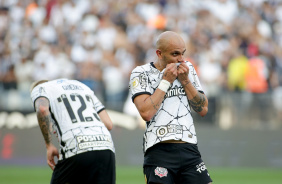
top-left (189, 91), bottom-right (206, 112)
top-left (181, 79), bottom-right (208, 116)
top-left (134, 91), bottom-right (165, 122)
top-left (149, 96), bottom-right (162, 111)
top-left (35, 97), bottom-right (52, 145)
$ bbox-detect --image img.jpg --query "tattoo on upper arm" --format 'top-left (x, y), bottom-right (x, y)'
top-left (189, 91), bottom-right (206, 112)
top-left (35, 98), bottom-right (52, 144)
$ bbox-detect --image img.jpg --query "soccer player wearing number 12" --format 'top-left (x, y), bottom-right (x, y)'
top-left (30, 79), bottom-right (115, 184)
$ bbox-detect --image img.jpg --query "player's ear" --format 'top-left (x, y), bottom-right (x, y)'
top-left (156, 49), bottom-right (162, 57)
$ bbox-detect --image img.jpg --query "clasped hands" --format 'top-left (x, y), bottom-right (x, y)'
top-left (162, 62), bottom-right (190, 85)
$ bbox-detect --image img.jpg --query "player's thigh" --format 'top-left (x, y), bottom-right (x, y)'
top-left (50, 157), bottom-right (77, 184)
top-left (144, 165), bottom-right (176, 184)
top-left (177, 161), bottom-right (212, 184)
top-left (94, 150), bottom-right (116, 184)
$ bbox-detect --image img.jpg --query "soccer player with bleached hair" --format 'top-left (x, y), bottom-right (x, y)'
top-left (31, 79), bottom-right (115, 184)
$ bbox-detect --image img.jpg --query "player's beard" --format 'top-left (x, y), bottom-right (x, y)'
top-left (162, 55), bottom-right (175, 66)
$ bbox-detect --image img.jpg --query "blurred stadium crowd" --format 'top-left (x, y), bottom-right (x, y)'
top-left (0, 0), bottom-right (282, 127)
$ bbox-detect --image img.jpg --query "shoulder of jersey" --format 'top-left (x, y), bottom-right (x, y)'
top-left (32, 81), bottom-right (48, 93)
top-left (133, 63), bottom-right (151, 72)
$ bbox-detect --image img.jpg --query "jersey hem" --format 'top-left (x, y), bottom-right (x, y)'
top-left (97, 107), bottom-right (105, 114)
top-left (32, 96), bottom-right (49, 112)
top-left (132, 92), bottom-right (151, 102)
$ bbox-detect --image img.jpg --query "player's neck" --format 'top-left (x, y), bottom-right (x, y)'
top-left (154, 61), bottom-right (165, 71)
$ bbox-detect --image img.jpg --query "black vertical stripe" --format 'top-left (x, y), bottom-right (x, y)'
top-left (50, 108), bottom-right (62, 137)
top-left (50, 109), bottom-right (66, 160)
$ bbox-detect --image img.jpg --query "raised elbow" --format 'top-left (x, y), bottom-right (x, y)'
top-left (141, 116), bottom-right (152, 122)
top-left (198, 107), bottom-right (208, 117)
top-left (107, 123), bottom-right (113, 131)
top-left (198, 96), bottom-right (208, 117)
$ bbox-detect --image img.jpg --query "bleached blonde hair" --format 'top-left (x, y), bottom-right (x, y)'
top-left (30, 80), bottom-right (49, 93)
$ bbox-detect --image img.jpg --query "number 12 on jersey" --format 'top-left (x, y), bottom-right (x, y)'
top-left (57, 93), bottom-right (101, 123)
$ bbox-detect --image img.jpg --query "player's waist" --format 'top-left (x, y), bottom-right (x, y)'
top-left (160, 139), bottom-right (187, 143)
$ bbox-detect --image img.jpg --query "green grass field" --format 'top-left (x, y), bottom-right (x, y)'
top-left (0, 166), bottom-right (282, 184)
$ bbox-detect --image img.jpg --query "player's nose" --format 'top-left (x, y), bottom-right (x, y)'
top-left (178, 55), bottom-right (184, 62)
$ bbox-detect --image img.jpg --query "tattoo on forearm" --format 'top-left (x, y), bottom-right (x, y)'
top-left (184, 81), bottom-right (190, 86)
top-left (38, 114), bottom-right (52, 144)
top-left (149, 96), bottom-right (159, 111)
top-left (189, 92), bottom-right (206, 112)
top-left (35, 98), bottom-right (52, 144)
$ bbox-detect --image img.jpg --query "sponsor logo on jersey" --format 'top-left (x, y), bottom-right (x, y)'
top-left (154, 167), bottom-right (168, 178)
top-left (165, 86), bottom-right (185, 98)
top-left (62, 84), bottom-right (84, 90)
top-left (157, 127), bottom-right (167, 137)
top-left (76, 135), bottom-right (112, 149)
top-left (195, 162), bottom-right (207, 173)
top-left (156, 125), bottom-right (183, 137)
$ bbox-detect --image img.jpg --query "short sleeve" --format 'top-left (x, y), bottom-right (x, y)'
top-left (92, 92), bottom-right (105, 113)
top-left (187, 62), bottom-right (204, 93)
top-left (129, 67), bottom-right (151, 102)
top-left (30, 84), bottom-right (49, 110)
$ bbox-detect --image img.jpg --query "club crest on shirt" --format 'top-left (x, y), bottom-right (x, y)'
top-left (154, 167), bottom-right (168, 178)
